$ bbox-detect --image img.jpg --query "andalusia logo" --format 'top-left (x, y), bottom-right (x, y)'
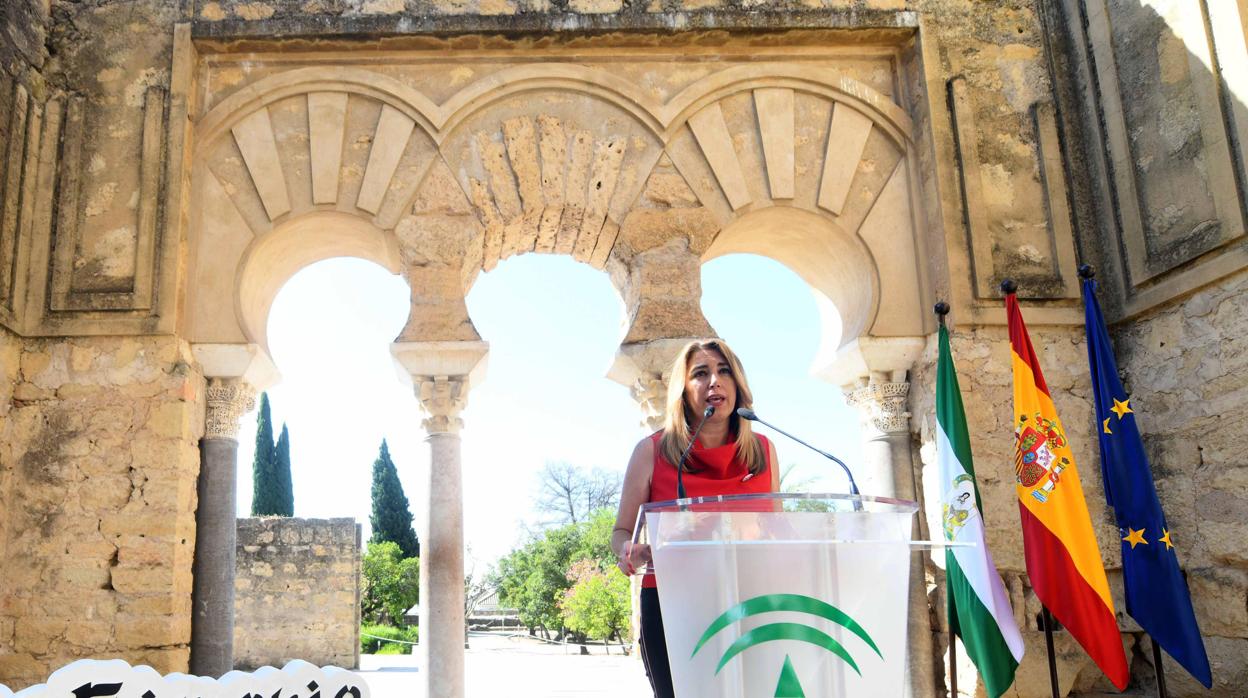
top-left (690, 593), bottom-right (882, 697)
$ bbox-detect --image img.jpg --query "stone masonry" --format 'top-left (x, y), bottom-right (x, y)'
top-left (234, 518), bottom-right (361, 672)
top-left (1, 0), bottom-right (1247, 696)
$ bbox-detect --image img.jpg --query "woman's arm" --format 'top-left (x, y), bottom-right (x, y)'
top-left (612, 437), bottom-right (655, 574)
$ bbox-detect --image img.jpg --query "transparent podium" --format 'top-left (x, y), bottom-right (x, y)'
top-left (633, 493), bottom-right (933, 698)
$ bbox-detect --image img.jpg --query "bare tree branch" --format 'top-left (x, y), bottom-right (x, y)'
top-left (533, 461), bottom-right (623, 526)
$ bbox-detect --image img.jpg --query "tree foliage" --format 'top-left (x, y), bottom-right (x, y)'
top-left (273, 423), bottom-right (294, 516)
top-left (493, 507), bottom-right (619, 638)
top-left (361, 541), bottom-right (420, 626)
top-left (534, 462), bottom-right (622, 526)
top-left (251, 393), bottom-right (282, 516)
top-left (251, 395), bottom-right (296, 516)
top-left (560, 561), bottom-right (631, 643)
top-left (370, 439), bottom-right (420, 558)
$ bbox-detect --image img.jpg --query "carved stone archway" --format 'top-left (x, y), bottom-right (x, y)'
top-left (184, 41), bottom-right (933, 697)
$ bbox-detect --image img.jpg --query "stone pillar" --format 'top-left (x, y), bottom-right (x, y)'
top-left (190, 377), bottom-right (255, 677)
top-left (607, 337), bottom-right (711, 431)
top-left (392, 341), bottom-right (488, 698)
top-left (844, 372), bottom-right (935, 698)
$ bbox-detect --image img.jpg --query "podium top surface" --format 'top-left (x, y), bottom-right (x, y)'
top-left (638, 492), bottom-right (918, 515)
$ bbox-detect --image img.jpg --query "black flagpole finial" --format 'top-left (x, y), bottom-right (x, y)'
top-left (1078, 264), bottom-right (1095, 280)
top-left (934, 301), bottom-right (950, 326)
top-left (1000, 279), bottom-right (1018, 294)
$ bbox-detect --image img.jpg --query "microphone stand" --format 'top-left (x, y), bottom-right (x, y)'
top-left (737, 407), bottom-right (863, 511)
top-left (677, 405), bottom-right (715, 500)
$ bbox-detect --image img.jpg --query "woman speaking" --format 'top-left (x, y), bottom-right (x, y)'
top-left (611, 340), bottom-right (779, 698)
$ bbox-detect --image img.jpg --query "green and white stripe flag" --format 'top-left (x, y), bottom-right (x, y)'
top-left (938, 324), bottom-right (1024, 697)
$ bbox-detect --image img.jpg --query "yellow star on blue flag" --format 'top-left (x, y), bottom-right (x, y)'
top-left (1083, 276), bottom-right (1211, 688)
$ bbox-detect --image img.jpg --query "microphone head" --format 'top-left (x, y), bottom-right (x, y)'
top-left (703, 405), bottom-right (715, 418)
top-left (736, 407), bottom-right (757, 421)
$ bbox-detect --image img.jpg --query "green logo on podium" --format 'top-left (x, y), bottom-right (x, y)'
top-left (691, 593), bottom-right (881, 697)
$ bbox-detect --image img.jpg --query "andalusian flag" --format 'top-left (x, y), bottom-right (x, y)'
top-left (937, 323), bottom-right (1024, 697)
top-left (1005, 290), bottom-right (1129, 689)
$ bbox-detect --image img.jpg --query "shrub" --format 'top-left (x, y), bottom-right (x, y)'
top-left (360, 624), bottom-right (418, 655)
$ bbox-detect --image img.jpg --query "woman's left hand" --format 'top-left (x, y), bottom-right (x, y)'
top-left (617, 542), bottom-right (651, 576)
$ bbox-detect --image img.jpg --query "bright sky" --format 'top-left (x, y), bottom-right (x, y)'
top-left (234, 253), bottom-right (862, 569)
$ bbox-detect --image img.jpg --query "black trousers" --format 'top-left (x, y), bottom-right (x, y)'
top-left (639, 586), bottom-right (676, 698)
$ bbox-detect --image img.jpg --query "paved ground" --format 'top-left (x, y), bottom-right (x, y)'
top-left (358, 632), bottom-right (653, 698)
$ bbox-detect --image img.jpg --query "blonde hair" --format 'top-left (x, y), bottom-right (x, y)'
top-left (659, 339), bottom-right (766, 476)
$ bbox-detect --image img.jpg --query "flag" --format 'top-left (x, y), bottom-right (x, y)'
top-left (937, 323), bottom-right (1024, 697)
top-left (1005, 289), bottom-right (1129, 689)
top-left (1082, 277), bottom-right (1211, 687)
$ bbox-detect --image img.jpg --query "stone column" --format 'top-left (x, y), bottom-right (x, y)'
top-left (844, 372), bottom-right (935, 698)
top-left (190, 377), bottom-right (255, 677)
top-left (392, 341), bottom-right (488, 698)
top-left (607, 337), bottom-right (711, 431)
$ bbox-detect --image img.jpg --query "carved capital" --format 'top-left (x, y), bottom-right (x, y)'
top-left (630, 373), bottom-right (668, 432)
top-left (415, 376), bottom-right (469, 434)
top-left (204, 378), bottom-right (256, 440)
top-left (608, 337), bottom-right (709, 433)
top-left (845, 379), bottom-right (911, 434)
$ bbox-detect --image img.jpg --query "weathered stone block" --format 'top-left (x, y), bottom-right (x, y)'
top-left (110, 564), bottom-right (178, 595)
top-left (13, 618), bottom-right (67, 655)
top-left (113, 614), bottom-right (190, 648)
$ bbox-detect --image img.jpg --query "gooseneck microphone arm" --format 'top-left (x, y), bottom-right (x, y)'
top-left (736, 407), bottom-right (861, 497)
top-left (676, 405), bottom-right (715, 499)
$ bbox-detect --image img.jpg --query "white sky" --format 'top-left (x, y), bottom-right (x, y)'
top-left (234, 253), bottom-right (862, 569)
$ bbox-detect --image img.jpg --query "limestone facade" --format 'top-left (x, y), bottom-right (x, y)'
top-left (0, 332), bottom-right (204, 686)
top-left (0, 0), bottom-right (1246, 696)
top-left (233, 518), bottom-right (361, 672)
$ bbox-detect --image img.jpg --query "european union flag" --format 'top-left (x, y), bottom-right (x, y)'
top-left (1082, 276), bottom-right (1212, 687)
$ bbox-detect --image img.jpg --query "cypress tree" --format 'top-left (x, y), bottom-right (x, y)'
top-left (274, 423), bottom-right (294, 517)
top-left (369, 439), bottom-right (420, 558)
top-left (251, 392), bottom-right (281, 516)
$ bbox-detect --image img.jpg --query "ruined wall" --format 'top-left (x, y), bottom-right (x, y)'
top-left (0, 335), bottom-right (204, 687)
top-left (1110, 268), bottom-right (1248, 696)
top-left (911, 284), bottom-right (1248, 698)
top-left (0, 0), bottom-right (1244, 694)
top-left (234, 518), bottom-right (361, 671)
top-left (0, 0), bottom-right (47, 85)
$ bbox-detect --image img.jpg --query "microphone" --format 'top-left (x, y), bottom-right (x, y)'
top-left (736, 407), bottom-right (862, 502)
top-left (676, 405), bottom-right (715, 499)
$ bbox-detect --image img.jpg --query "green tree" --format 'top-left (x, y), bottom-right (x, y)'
top-left (560, 562), bottom-right (631, 648)
top-left (493, 506), bottom-right (619, 639)
top-left (274, 423), bottom-right (294, 516)
top-left (251, 392), bottom-right (283, 516)
top-left (370, 439), bottom-right (420, 558)
top-left (361, 541), bottom-right (420, 625)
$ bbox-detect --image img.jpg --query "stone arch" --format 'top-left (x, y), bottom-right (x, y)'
top-left (659, 64), bottom-right (913, 143)
top-left (194, 68), bottom-right (447, 247)
top-left (703, 207), bottom-right (879, 347)
top-left (234, 212), bottom-right (402, 351)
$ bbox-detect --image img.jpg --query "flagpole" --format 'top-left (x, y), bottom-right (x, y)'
top-left (934, 302), bottom-right (959, 698)
top-left (949, 631), bottom-right (959, 697)
top-left (1042, 607), bottom-right (1060, 698)
top-left (933, 302), bottom-right (958, 698)
top-left (1151, 635), bottom-right (1169, 698)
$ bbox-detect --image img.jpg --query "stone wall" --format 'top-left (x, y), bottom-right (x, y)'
top-left (1111, 268), bottom-right (1248, 696)
top-left (234, 518), bottom-right (361, 671)
top-left (910, 280), bottom-right (1248, 697)
top-left (0, 0), bottom-right (1245, 695)
top-left (0, 335), bottom-right (204, 687)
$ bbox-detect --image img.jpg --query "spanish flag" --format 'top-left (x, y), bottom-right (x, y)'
top-left (1005, 289), bottom-right (1129, 690)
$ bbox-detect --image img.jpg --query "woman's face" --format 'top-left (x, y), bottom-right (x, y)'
top-left (684, 348), bottom-right (737, 421)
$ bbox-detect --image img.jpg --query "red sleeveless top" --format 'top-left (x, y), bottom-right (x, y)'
top-left (642, 430), bottom-right (773, 588)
